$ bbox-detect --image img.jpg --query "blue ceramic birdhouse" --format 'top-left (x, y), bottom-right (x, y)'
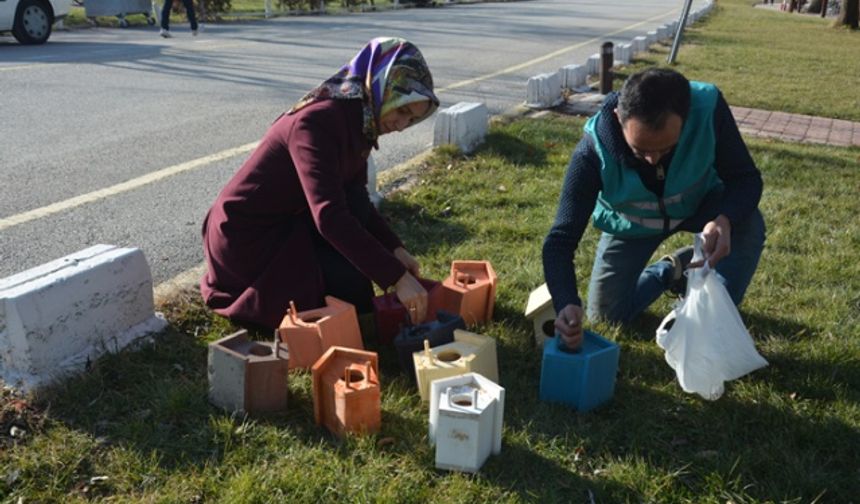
top-left (539, 331), bottom-right (620, 412)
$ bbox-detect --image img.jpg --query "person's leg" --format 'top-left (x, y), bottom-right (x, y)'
top-left (314, 240), bottom-right (375, 314)
top-left (586, 232), bottom-right (671, 324)
top-left (310, 184), bottom-right (376, 315)
top-left (714, 208), bottom-right (766, 305)
top-left (180, 0), bottom-right (198, 31)
top-left (160, 0), bottom-right (172, 30)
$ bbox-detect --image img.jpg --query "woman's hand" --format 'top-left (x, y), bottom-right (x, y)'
top-left (393, 247), bottom-right (421, 277)
top-left (554, 304), bottom-right (584, 350)
top-left (395, 271), bottom-right (428, 324)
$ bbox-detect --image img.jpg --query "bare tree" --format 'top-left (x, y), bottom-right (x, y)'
top-left (837, 0), bottom-right (860, 27)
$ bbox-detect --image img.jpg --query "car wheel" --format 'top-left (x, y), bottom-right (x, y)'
top-left (12, 0), bottom-right (53, 45)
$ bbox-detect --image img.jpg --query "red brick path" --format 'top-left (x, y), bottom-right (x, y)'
top-left (731, 106), bottom-right (860, 147)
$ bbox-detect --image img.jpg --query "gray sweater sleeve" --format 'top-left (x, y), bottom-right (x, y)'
top-left (542, 136), bottom-right (602, 312)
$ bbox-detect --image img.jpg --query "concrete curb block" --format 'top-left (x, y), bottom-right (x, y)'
top-left (526, 72), bottom-right (563, 109)
top-left (632, 35), bottom-right (648, 54)
top-left (433, 102), bottom-right (490, 154)
top-left (0, 245), bottom-right (167, 392)
top-left (614, 44), bottom-right (632, 66)
top-left (560, 64), bottom-right (587, 90)
top-left (368, 155), bottom-right (382, 207)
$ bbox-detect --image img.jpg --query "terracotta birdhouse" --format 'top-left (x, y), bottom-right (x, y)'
top-left (207, 329), bottom-right (289, 415)
top-left (311, 346), bottom-right (381, 437)
top-left (524, 283), bottom-right (556, 349)
top-left (440, 260), bottom-right (498, 326)
top-left (372, 277), bottom-right (445, 345)
top-left (413, 328), bottom-right (499, 401)
top-left (278, 296), bottom-right (363, 370)
top-left (539, 331), bottom-right (620, 412)
top-left (429, 372), bottom-right (505, 473)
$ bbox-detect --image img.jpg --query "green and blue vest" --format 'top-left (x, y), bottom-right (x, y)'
top-left (586, 81), bottom-right (723, 237)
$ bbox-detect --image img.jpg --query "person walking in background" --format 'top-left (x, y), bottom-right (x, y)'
top-left (543, 68), bottom-right (765, 351)
top-left (160, 0), bottom-right (198, 38)
top-left (200, 37), bottom-right (439, 332)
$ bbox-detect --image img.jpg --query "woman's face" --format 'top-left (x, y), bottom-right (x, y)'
top-left (379, 100), bottom-right (432, 135)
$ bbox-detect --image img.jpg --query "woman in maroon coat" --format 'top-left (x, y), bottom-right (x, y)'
top-left (201, 37), bottom-right (439, 331)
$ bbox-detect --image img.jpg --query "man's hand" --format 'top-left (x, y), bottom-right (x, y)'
top-left (395, 271), bottom-right (428, 324)
top-left (393, 247), bottom-right (421, 277)
top-left (692, 215), bottom-right (732, 268)
top-left (554, 304), bottom-right (584, 350)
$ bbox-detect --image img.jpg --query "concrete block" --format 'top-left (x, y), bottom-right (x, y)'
top-left (586, 53), bottom-right (600, 76)
top-left (0, 245), bottom-right (167, 391)
top-left (525, 72), bottom-right (563, 109)
top-left (559, 64), bottom-right (587, 90)
top-left (432, 102), bottom-right (489, 154)
top-left (429, 372), bottom-right (504, 473)
top-left (367, 155), bottom-right (381, 207)
top-left (632, 35), bottom-right (648, 54)
top-left (208, 330), bottom-right (289, 415)
top-left (614, 43), bottom-right (632, 66)
top-left (646, 31), bottom-right (658, 46)
top-left (657, 25), bottom-right (669, 40)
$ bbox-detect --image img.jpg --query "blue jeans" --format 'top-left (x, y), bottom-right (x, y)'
top-left (585, 195), bottom-right (766, 324)
top-left (161, 0), bottom-right (198, 31)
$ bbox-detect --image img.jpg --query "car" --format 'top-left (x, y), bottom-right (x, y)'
top-left (0, 0), bottom-right (72, 45)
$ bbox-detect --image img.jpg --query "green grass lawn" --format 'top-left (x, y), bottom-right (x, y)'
top-left (617, 0), bottom-right (860, 121)
top-left (2, 114), bottom-right (858, 502)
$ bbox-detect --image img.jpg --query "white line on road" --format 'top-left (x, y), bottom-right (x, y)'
top-left (0, 142), bottom-right (258, 232)
top-left (1, 8), bottom-right (680, 231)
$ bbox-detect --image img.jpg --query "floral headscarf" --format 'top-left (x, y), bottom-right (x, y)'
top-left (288, 37), bottom-right (439, 146)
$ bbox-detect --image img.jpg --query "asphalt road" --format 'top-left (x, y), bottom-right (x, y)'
top-left (0, 0), bottom-right (700, 285)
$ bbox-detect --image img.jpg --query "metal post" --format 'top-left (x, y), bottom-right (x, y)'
top-left (599, 42), bottom-right (614, 95)
top-left (667, 0), bottom-right (694, 64)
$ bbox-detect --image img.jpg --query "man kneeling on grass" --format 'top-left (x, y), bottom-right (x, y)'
top-left (543, 68), bottom-right (766, 350)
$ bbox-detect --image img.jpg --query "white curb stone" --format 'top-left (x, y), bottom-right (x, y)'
top-left (433, 102), bottom-right (490, 153)
top-left (560, 64), bottom-right (587, 90)
top-left (586, 53), bottom-right (601, 76)
top-left (0, 245), bottom-right (167, 392)
top-left (646, 31), bottom-right (657, 45)
top-left (367, 155), bottom-right (381, 206)
top-left (632, 36), bottom-right (648, 54)
top-left (614, 44), bottom-right (632, 66)
top-left (525, 73), bottom-right (563, 110)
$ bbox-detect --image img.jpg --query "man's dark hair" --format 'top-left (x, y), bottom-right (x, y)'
top-left (617, 68), bottom-right (691, 129)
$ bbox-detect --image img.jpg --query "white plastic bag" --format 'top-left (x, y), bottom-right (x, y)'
top-left (656, 234), bottom-right (768, 400)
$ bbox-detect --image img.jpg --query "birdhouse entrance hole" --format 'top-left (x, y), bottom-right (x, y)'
top-left (437, 350), bottom-right (461, 362)
top-left (542, 320), bottom-right (555, 337)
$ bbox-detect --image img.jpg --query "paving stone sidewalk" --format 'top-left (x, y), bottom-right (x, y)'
top-left (731, 106), bottom-right (860, 147)
top-left (558, 94), bottom-right (860, 148)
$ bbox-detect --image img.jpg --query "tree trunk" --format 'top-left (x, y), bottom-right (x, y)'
top-left (837, 0), bottom-right (860, 27)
